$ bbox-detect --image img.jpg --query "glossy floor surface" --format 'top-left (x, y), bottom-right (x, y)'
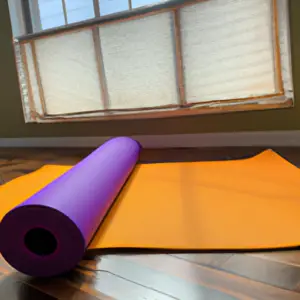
top-left (1, 147), bottom-right (300, 300)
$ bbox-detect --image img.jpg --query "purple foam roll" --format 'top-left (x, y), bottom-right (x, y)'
top-left (0, 137), bottom-right (140, 277)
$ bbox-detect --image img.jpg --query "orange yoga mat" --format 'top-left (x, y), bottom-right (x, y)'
top-left (1, 149), bottom-right (300, 251)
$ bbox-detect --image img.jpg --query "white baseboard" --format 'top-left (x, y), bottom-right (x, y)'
top-left (0, 131), bottom-right (300, 148)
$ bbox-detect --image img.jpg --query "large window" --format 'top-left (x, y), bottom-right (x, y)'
top-left (9, 0), bottom-right (293, 123)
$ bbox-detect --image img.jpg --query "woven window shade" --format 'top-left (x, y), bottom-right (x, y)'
top-left (32, 29), bottom-right (104, 114)
top-left (99, 12), bottom-right (178, 110)
top-left (181, 0), bottom-right (276, 103)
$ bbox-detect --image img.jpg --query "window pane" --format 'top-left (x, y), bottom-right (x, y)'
top-left (132, 0), bottom-right (163, 9)
top-left (65, 0), bottom-right (95, 23)
top-left (181, 0), bottom-right (276, 103)
top-left (34, 30), bottom-right (104, 114)
top-left (37, 0), bottom-right (65, 29)
top-left (99, 0), bottom-right (129, 16)
top-left (99, 13), bottom-right (178, 109)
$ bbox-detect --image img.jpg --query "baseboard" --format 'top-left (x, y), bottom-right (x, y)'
top-left (0, 131), bottom-right (300, 148)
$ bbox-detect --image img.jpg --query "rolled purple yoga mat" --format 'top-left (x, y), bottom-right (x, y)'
top-left (0, 137), bottom-right (141, 277)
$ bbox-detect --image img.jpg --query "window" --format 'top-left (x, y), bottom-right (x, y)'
top-left (9, 0), bottom-right (293, 123)
top-left (25, 0), bottom-right (166, 32)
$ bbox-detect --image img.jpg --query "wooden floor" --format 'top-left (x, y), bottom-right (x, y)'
top-left (1, 147), bottom-right (300, 300)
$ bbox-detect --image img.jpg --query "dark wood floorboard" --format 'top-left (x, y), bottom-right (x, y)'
top-left (170, 253), bottom-right (233, 268)
top-left (220, 254), bottom-right (300, 290)
top-left (122, 254), bottom-right (300, 300)
top-left (0, 276), bottom-right (56, 300)
top-left (250, 251), bottom-right (300, 266)
top-left (1, 147), bottom-right (300, 299)
top-left (78, 256), bottom-right (236, 300)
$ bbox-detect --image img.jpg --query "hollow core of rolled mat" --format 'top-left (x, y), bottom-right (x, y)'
top-left (0, 136), bottom-right (141, 277)
top-left (1, 148), bottom-right (300, 277)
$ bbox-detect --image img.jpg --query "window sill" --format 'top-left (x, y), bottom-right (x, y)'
top-left (25, 94), bottom-right (293, 123)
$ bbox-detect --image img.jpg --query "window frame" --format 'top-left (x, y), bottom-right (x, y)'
top-left (11, 0), bottom-right (293, 123)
